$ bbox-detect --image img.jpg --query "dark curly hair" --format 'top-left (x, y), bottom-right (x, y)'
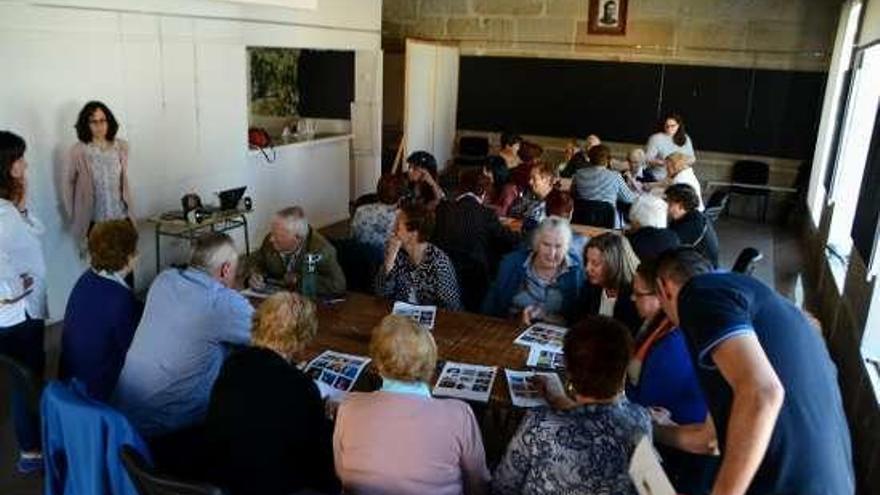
top-left (75, 101), bottom-right (119, 143)
top-left (88, 220), bottom-right (139, 272)
top-left (0, 131), bottom-right (26, 203)
top-left (587, 144), bottom-right (611, 167)
top-left (564, 315), bottom-right (633, 399)
top-left (399, 201), bottom-right (435, 242)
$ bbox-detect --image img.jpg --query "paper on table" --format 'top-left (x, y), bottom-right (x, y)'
top-left (629, 436), bottom-right (676, 495)
top-left (526, 346), bottom-right (566, 370)
top-left (304, 350), bottom-right (371, 393)
top-left (505, 370), bottom-right (562, 408)
top-left (392, 301), bottom-right (437, 330)
top-left (514, 323), bottom-right (568, 351)
top-left (432, 361), bottom-right (497, 403)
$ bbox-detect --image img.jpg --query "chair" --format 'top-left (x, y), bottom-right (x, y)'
top-left (730, 160), bottom-right (770, 222)
top-left (704, 189), bottom-right (730, 224)
top-left (572, 199), bottom-right (616, 228)
top-left (120, 445), bottom-right (225, 495)
top-left (348, 192), bottom-right (378, 216)
top-left (455, 136), bottom-right (490, 167)
top-left (330, 237), bottom-right (382, 293)
top-left (731, 247), bottom-right (763, 275)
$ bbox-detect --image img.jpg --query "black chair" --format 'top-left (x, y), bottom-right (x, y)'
top-left (348, 193), bottom-right (378, 216)
top-left (731, 247), bottom-right (763, 275)
top-left (572, 199), bottom-right (616, 228)
top-left (330, 237), bottom-right (383, 294)
top-left (704, 189), bottom-right (730, 224)
top-left (455, 136), bottom-right (490, 167)
top-left (730, 160), bottom-right (770, 222)
top-left (120, 445), bottom-right (225, 495)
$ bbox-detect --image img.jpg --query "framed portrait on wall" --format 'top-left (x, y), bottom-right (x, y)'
top-left (588, 0), bottom-right (628, 35)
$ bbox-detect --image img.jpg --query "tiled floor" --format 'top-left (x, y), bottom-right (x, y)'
top-left (0, 216), bottom-right (809, 494)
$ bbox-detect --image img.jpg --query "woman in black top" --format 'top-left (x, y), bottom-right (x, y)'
top-left (205, 292), bottom-right (340, 495)
top-left (664, 184), bottom-right (720, 268)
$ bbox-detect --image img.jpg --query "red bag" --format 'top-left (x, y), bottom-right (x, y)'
top-left (248, 127), bottom-right (276, 162)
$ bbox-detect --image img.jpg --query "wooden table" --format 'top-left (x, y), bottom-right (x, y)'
top-left (304, 292), bottom-right (532, 405)
top-left (499, 217), bottom-right (613, 238)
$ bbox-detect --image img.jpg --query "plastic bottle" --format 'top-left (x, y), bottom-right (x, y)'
top-left (301, 252), bottom-right (322, 298)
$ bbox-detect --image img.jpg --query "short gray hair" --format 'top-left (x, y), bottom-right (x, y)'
top-left (531, 216), bottom-right (573, 253)
top-left (190, 232), bottom-right (238, 272)
top-left (274, 206), bottom-right (309, 238)
top-left (629, 194), bottom-right (668, 229)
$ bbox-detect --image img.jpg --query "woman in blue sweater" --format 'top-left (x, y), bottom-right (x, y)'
top-left (482, 216), bottom-right (582, 324)
top-left (61, 220), bottom-right (142, 400)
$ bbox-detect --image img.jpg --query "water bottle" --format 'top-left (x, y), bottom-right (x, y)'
top-left (302, 252), bottom-right (322, 299)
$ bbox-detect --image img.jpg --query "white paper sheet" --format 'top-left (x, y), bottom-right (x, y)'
top-left (432, 361), bottom-right (497, 403)
top-left (304, 350), bottom-right (371, 393)
top-left (392, 301), bottom-right (438, 330)
top-left (504, 370), bottom-right (563, 408)
top-left (513, 323), bottom-right (569, 351)
top-left (526, 346), bottom-right (566, 370)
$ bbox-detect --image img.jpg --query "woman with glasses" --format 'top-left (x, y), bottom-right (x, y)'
top-left (63, 101), bottom-right (135, 242)
top-left (645, 113), bottom-right (695, 173)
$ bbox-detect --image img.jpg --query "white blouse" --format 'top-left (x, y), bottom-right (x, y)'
top-left (0, 199), bottom-right (47, 326)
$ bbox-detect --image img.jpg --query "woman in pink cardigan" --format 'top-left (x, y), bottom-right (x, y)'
top-left (63, 101), bottom-right (135, 241)
top-left (333, 315), bottom-right (490, 495)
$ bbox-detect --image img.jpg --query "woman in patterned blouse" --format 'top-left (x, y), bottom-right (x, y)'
top-left (493, 315), bottom-right (651, 495)
top-left (351, 174), bottom-right (403, 252)
top-left (375, 202), bottom-right (463, 310)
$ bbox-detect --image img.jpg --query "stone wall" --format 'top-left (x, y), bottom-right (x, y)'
top-left (383, 0), bottom-right (840, 71)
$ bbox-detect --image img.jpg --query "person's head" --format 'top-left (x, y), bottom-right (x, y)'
top-left (563, 140), bottom-right (580, 161)
top-left (567, 150), bottom-right (589, 171)
top-left (500, 132), bottom-right (522, 154)
top-left (602, 1), bottom-right (618, 20)
top-left (458, 168), bottom-right (491, 199)
top-left (564, 315), bottom-right (632, 400)
top-left (190, 232), bottom-right (239, 287)
top-left (370, 315), bottom-right (437, 384)
top-left (88, 220), bottom-right (139, 275)
top-left (531, 216), bottom-right (573, 272)
top-left (270, 206), bottom-right (309, 253)
top-left (587, 144), bottom-right (611, 168)
top-left (377, 174), bottom-right (403, 205)
top-left (662, 113), bottom-right (687, 147)
top-left (585, 233), bottom-right (639, 290)
top-left (406, 151), bottom-right (438, 182)
top-left (394, 201), bottom-right (434, 245)
top-left (664, 183), bottom-right (700, 220)
top-left (75, 101), bottom-right (119, 143)
top-left (529, 161), bottom-right (557, 199)
top-left (629, 194), bottom-right (668, 230)
top-left (585, 134), bottom-right (601, 150)
top-left (665, 152), bottom-right (690, 178)
top-left (544, 189), bottom-right (574, 220)
top-left (252, 292), bottom-right (318, 361)
top-left (518, 141), bottom-right (544, 164)
top-left (654, 247), bottom-right (713, 325)
top-left (632, 261), bottom-right (662, 320)
top-left (627, 148), bottom-right (646, 171)
top-left (0, 131), bottom-right (27, 203)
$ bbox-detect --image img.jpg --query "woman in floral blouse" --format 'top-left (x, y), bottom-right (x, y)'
top-left (351, 174), bottom-right (403, 252)
top-left (375, 202), bottom-right (462, 310)
top-left (493, 315), bottom-right (651, 495)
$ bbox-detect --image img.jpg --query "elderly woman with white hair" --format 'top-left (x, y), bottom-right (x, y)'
top-left (334, 315), bottom-right (490, 495)
top-left (625, 195), bottom-right (680, 263)
top-left (482, 216), bottom-right (583, 324)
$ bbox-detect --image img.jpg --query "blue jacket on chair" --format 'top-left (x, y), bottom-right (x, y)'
top-left (42, 380), bottom-right (150, 495)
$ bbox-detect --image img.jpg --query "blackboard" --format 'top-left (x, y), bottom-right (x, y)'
top-left (297, 50), bottom-right (355, 119)
top-left (457, 56), bottom-right (826, 160)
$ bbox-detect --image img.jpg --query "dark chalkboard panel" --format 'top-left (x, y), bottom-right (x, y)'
top-left (457, 56), bottom-right (661, 144)
top-left (297, 50), bottom-right (355, 119)
top-left (457, 56), bottom-right (826, 160)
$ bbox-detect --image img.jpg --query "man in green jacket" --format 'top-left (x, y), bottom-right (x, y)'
top-left (247, 206), bottom-right (346, 296)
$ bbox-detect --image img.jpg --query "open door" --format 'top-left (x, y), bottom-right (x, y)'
top-left (403, 39), bottom-right (460, 172)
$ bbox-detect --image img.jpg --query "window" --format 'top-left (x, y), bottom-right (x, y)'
top-left (806, 0), bottom-right (863, 228)
top-left (825, 45), bottom-right (880, 287)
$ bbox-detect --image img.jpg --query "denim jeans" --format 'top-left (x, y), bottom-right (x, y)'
top-left (0, 317), bottom-right (45, 453)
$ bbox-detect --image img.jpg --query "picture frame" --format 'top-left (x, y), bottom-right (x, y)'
top-left (588, 0), bottom-right (628, 35)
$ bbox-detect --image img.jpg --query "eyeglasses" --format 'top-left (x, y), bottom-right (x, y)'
top-left (89, 118), bottom-right (107, 125)
top-left (664, 123), bottom-right (679, 129)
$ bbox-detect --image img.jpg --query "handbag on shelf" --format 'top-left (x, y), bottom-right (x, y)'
top-left (248, 127), bottom-right (276, 163)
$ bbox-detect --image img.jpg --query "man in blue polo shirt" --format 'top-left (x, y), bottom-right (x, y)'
top-left (654, 248), bottom-right (853, 495)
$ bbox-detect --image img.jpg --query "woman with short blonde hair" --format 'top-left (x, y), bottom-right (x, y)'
top-left (205, 291), bottom-right (339, 495)
top-left (334, 315), bottom-right (490, 495)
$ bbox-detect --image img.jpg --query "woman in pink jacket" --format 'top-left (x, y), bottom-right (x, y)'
top-left (63, 101), bottom-right (135, 241)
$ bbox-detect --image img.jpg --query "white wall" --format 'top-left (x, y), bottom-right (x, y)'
top-left (0, 0), bottom-right (381, 320)
top-left (859, 0), bottom-right (880, 45)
